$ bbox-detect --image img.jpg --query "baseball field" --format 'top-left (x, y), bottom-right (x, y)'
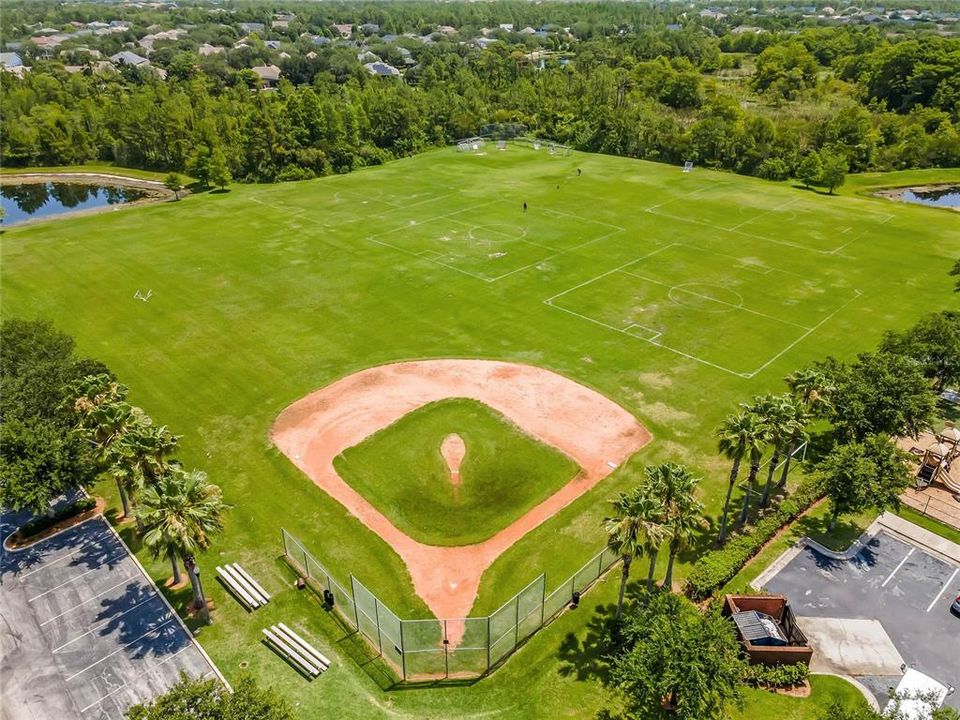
top-left (2, 145), bottom-right (959, 718)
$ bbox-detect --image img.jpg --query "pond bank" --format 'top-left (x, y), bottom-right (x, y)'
top-left (872, 183), bottom-right (960, 211)
top-left (0, 172), bottom-right (178, 227)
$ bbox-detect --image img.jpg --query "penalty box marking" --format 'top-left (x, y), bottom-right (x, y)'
top-left (545, 244), bottom-right (862, 378)
top-left (644, 182), bottom-right (895, 256)
top-left (368, 199), bottom-right (625, 283)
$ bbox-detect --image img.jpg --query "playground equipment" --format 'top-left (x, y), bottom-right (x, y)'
top-left (915, 422), bottom-right (960, 492)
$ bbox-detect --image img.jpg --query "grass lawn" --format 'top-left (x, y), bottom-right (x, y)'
top-left (334, 398), bottom-right (580, 546)
top-left (4, 145), bottom-right (959, 718)
top-left (733, 674), bottom-right (869, 720)
top-left (895, 507), bottom-right (960, 545)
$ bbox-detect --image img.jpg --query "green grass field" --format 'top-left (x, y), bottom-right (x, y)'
top-left (334, 398), bottom-right (579, 546)
top-left (3, 145), bottom-right (959, 719)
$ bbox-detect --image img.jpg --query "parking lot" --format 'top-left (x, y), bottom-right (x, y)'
top-left (1, 511), bottom-right (221, 720)
top-left (766, 530), bottom-right (959, 709)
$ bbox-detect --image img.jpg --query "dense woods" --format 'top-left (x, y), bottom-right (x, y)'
top-left (2, 1), bottom-right (959, 182)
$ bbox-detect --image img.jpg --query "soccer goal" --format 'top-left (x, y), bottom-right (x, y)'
top-left (682, 161), bottom-right (694, 173)
top-left (497, 140), bottom-right (507, 151)
top-left (454, 136), bottom-right (486, 153)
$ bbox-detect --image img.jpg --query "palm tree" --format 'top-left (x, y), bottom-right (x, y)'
top-left (74, 375), bottom-right (144, 517)
top-left (777, 405), bottom-right (811, 490)
top-left (637, 494), bottom-right (667, 593)
top-left (785, 367), bottom-right (835, 417)
top-left (757, 395), bottom-right (798, 508)
top-left (605, 490), bottom-right (647, 621)
top-left (122, 421), bottom-right (181, 492)
top-left (137, 468), bottom-right (228, 618)
top-left (736, 404), bottom-right (771, 527)
top-left (715, 411), bottom-right (753, 545)
top-left (654, 465), bottom-right (704, 590)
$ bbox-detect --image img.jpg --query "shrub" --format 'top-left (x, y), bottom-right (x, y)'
top-left (19, 497), bottom-right (96, 538)
top-left (757, 157), bottom-right (791, 181)
top-left (686, 479), bottom-right (822, 600)
top-left (742, 662), bottom-right (809, 688)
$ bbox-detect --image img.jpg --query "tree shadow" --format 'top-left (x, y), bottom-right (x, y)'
top-left (557, 596), bottom-right (631, 684)
top-left (790, 184), bottom-right (835, 196)
top-left (209, 188), bottom-right (231, 194)
top-left (94, 582), bottom-right (191, 659)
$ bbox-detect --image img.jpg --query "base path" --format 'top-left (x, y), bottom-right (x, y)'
top-left (271, 359), bottom-right (651, 621)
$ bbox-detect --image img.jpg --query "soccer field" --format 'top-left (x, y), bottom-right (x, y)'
top-left (2, 146), bottom-right (959, 718)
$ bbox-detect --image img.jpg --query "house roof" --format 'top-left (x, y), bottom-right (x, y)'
top-left (0, 52), bottom-right (23, 67)
top-left (251, 64), bottom-right (281, 81)
top-left (110, 50), bottom-right (149, 66)
top-left (364, 61), bottom-right (399, 76)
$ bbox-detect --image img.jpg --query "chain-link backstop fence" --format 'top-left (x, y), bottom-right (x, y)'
top-left (281, 528), bottom-right (617, 681)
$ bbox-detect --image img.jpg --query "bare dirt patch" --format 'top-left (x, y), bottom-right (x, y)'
top-left (271, 359), bottom-right (651, 621)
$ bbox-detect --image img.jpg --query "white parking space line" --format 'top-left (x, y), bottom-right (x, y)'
top-left (78, 643), bottom-right (194, 713)
top-left (65, 618), bottom-right (175, 682)
top-left (926, 568), bottom-right (959, 613)
top-left (40, 575), bottom-right (140, 626)
top-left (27, 550), bottom-right (130, 602)
top-left (53, 591), bottom-right (159, 652)
top-left (19, 539), bottom-right (111, 579)
top-left (881, 547), bottom-right (914, 588)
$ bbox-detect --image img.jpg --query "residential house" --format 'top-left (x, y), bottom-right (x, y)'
top-left (358, 50), bottom-right (380, 63)
top-left (0, 52), bottom-right (23, 67)
top-left (110, 50), bottom-right (150, 67)
top-left (198, 43), bottom-right (224, 56)
top-left (359, 23), bottom-right (380, 35)
top-left (332, 23), bottom-right (354, 38)
top-left (251, 64), bottom-right (281, 88)
top-left (364, 61), bottom-right (400, 77)
top-left (239, 22), bottom-right (265, 34)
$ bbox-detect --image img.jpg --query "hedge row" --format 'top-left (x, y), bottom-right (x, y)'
top-left (20, 497), bottom-right (97, 538)
top-left (742, 662), bottom-right (810, 688)
top-left (686, 479), bottom-right (823, 601)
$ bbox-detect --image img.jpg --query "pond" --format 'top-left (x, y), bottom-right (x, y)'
top-left (900, 186), bottom-right (960, 209)
top-left (0, 181), bottom-right (150, 225)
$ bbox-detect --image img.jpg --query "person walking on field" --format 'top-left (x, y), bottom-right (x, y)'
top-left (523, 202), bottom-right (527, 212)
top-left (577, 168), bottom-right (581, 176)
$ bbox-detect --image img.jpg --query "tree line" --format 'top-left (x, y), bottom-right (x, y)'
top-left (0, 319), bottom-right (228, 620)
top-left (2, 16), bottom-right (958, 182)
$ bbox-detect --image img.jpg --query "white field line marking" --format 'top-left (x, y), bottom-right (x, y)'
top-left (926, 567), bottom-right (959, 613)
top-left (53, 591), bottom-right (159, 652)
top-left (726, 198), bottom-right (801, 232)
top-left (682, 243), bottom-right (808, 280)
top-left (40, 574), bottom-right (140, 626)
top-left (544, 249), bottom-right (862, 379)
top-left (18, 540), bottom-right (111, 579)
top-left (618, 270), bottom-right (812, 330)
top-left (78, 644), bottom-right (195, 714)
top-left (881, 547), bottom-right (915, 588)
top-left (828, 213), bottom-right (893, 256)
top-left (746, 289), bottom-right (862, 378)
top-left (545, 301), bottom-right (748, 377)
top-left (647, 207), bottom-right (829, 254)
top-left (27, 550), bottom-right (130, 602)
top-left (644, 180), bottom-right (736, 212)
top-left (623, 323), bottom-right (662, 342)
top-left (482, 225), bottom-right (626, 283)
top-left (369, 198), bottom-right (501, 240)
top-left (544, 244), bottom-right (679, 303)
top-left (65, 617), bottom-right (175, 682)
